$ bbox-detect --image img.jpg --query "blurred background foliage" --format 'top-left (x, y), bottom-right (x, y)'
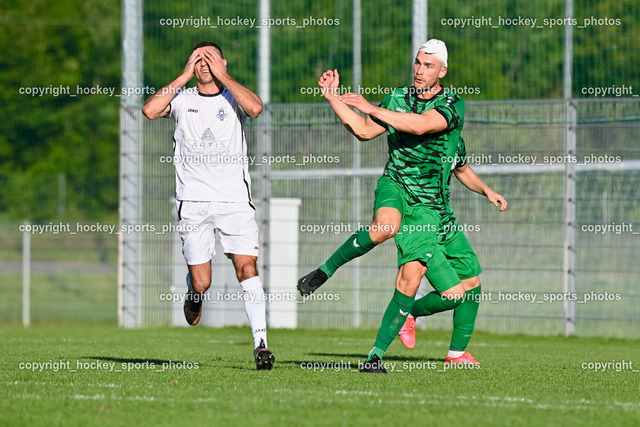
top-left (0, 0), bottom-right (638, 221)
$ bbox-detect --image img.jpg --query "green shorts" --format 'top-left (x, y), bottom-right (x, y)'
top-left (440, 229), bottom-right (482, 280)
top-left (372, 176), bottom-right (481, 293)
top-left (373, 176), bottom-right (441, 273)
top-left (424, 229), bottom-right (482, 292)
top-left (373, 176), bottom-right (408, 214)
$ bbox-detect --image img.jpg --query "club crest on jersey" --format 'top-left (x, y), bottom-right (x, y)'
top-left (216, 107), bottom-right (228, 121)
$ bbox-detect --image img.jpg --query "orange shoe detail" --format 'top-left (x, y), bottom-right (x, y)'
top-left (398, 316), bottom-right (416, 349)
top-left (444, 352), bottom-right (481, 364)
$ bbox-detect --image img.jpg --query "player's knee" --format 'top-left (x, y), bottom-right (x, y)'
top-left (461, 276), bottom-right (481, 292)
top-left (369, 221), bottom-right (400, 243)
top-left (191, 277), bottom-right (211, 293)
top-left (396, 279), bottom-right (420, 297)
top-left (236, 263), bottom-right (258, 282)
top-left (440, 283), bottom-right (465, 300)
top-left (395, 274), bottom-right (421, 296)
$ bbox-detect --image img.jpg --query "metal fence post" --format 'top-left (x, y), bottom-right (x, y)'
top-left (119, 0), bottom-right (143, 328)
top-left (258, 0), bottom-right (272, 318)
top-left (563, 0), bottom-right (577, 337)
top-left (352, 0), bottom-right (362, 328)
top-left (22, 223), bottom-right (30, 327)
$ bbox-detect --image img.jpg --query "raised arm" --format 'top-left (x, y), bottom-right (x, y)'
top-left (319, 70), bottom-right (386, 141)
top-left (340, 93), bottom-right (448, 135)
top-left (142, 49), bottom-right (200, 120)
top-left (201, 48), bottom-right (262, 119)
top-left (454, 164), bottom-right (508, 211)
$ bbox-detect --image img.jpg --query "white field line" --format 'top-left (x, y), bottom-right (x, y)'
top-left (6, 380), bottom-right (126, 389)
top-left (6, 382), bottom-right (639, 412)
top-left (276, 388), bottom-right (640, 412)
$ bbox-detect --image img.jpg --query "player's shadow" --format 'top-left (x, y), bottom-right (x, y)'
top-left (87, 356), bottom-right (175, 365)
top-left (308, 352), bottom-right (442, 362)
top-left (270, 359), bottom-right (364, 367)
top-left (276, 360), bottom-right (333, 367)
top-left (227, 365), bottom-right (271, 371)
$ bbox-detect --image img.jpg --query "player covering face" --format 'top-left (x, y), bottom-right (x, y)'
top-left (142, 42), bottom-right (275, 370)
top-left (298, 39), bottom-right (507, 372)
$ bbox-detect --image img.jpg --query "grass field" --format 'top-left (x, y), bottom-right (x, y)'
top-left (1, 325), bottom-right (639, 426)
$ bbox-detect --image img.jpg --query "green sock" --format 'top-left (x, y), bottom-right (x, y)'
top-left (319, 228), bottom-right (376, 277)
top-left (450, 286), bottom-right (481, 351)
top-left (367, 346), bottom-right (385, 361)
top-left (367, 289), bottom-right (414, 361)
top-left (410, 291), bottom-right (463, 317)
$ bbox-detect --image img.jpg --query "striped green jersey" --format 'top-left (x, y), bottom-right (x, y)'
top-left (439, 136), bottom-right (468, 242)
top-left (371, 86), bottom-right (465, 211)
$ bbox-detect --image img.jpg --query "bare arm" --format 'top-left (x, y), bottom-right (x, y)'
top-left (340, 93), bottom-right (448, 135)
top-left (319, 70), bottom-right (386, 141)
top-left (142, 49), bottom-right (200, 120)
top-left (202, 49), bottom-right (262, 118)
top-left (454, 163), bottom-right (508, 211)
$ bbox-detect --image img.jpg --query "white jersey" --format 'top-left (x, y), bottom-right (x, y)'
top-left (169, 87), bottom-right (253, 203)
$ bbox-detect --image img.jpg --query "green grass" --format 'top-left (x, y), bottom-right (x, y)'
top-left (1, 326), bottom-right (639, 426)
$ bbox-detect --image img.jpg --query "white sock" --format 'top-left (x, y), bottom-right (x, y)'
top-left (240, 276), bottom-right (267, 348)
top-left (447, 349), bottom-right (465, 358)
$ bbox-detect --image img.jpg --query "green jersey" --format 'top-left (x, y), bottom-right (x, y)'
top-left (371, 86), bottom-right (465, 209)
top-left (438, 136), bottom-right (468, 242)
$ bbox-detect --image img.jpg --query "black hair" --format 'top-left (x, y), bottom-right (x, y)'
top-left (192, 42), bottom-right (223, 58)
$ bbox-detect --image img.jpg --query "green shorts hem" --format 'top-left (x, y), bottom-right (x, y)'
top-left (441, 230), bottom-right (482, 280)
top-left (373, 176), bottom-right (406, 214)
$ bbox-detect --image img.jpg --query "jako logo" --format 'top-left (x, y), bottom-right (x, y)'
top-left (188, 108), bottom-right (198, 113)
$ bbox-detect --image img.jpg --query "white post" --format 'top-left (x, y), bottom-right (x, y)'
top-left (562, 0), bottom-right (577, 337)
top-left (22, 223), bottom-right (30, 327)
top-left (352, 0), bottom-right (362, 328)
top-left (119, 0), bottom-right (144, 328)
top-left (412, 0), bottom-right (428, 77)
top-left (258, 0), bottom-right (272, 310)
top-left (411, 0), bottom-right (428, 328)
top-left (268, 198), bottom-right (302, 328)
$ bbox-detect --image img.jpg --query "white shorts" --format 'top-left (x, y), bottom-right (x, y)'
top-left (176, 200), bottom-right (260, 265)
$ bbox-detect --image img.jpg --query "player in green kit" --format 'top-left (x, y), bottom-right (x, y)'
top-left (396, 136), bottom-right (507, 361)
top-left (298, 39), bottom-right (497, 372)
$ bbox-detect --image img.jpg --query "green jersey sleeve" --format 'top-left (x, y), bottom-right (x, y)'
top-left (455, 137), bottom-right (468, 168)
top-left (433, 94), bottom-right (465, 132)
top-left (370, 92), bottom-right (393, 129)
